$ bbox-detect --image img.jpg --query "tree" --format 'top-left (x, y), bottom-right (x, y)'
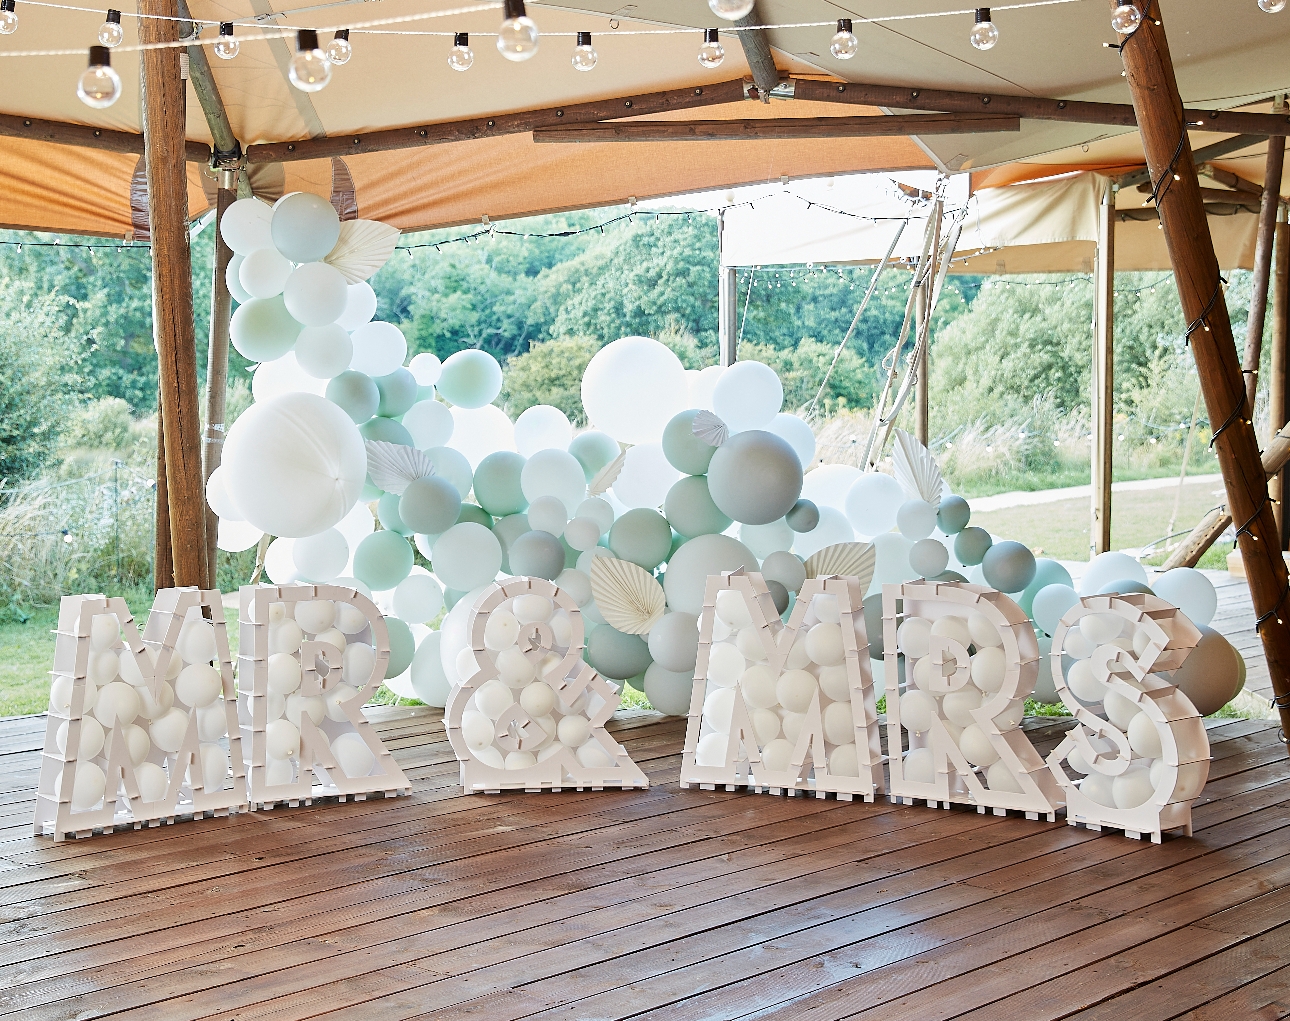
top-left (499, 337), bottom-right (600, 423)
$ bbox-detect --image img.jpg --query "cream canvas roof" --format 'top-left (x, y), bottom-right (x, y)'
top-left (0, 0), bottom-right (1286, 237)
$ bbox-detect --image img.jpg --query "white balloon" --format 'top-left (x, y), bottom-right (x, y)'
top-left (293, 528), bottom-right (349, 581)
top-left (711, 361), bottom-right (783, 433)
top-left (271, 192), bottom-right (341, 263)
top-left (612, 443), bottom-right (680, 509)
top-left (252, 352), bottom-right (326, 403)
top-left (521, 448), bottom-right (586, 513)
top-left (793, 505), bottom-right (854, 559)
top-left (1078, 551), bottom-right (1148, 596)
top-left (240, 247), bottom-right (293, 300)
top-left (689, 364), bottom-right (724, 412)
top-left (264, 537), bottom-right (300, 584)
top-left (448, 404), bottom-right (515, 468)
top-left (409, 351), bottom-right (442, 386)
top-left (335, 500), bottom-right (375, 560)
top-left (801, 463), bottom-right (860, 513)
top-left (394, 573), bottom-right (444, 623)
top-left (294, 324), bottom-right (353, 379)
top-left (767, 413), bottom-right (816, 467)
top-left (432, 525), bottom-right (503, 592)
top-left (410, 631), bottom-right (450, 707)
top-left (205, 465), bottom-right (242, 521)
top-left (845, 472), bottom-right (905, 538)
top-left (221, 392), bottom-right (367, 537)
top-left (1151, 567), bottom-right (1217, 627)
top-left (580, 337), bottom-right (689, 444)
top-left (337, 282), bottom-right (378, 331)
top-left (349, 321), bottom-right (408, 378)
top-left (220, 198), bottom-right (274, 256)
top-left (217, 517), bottom-right (262, 553)
top-left (514, 405), bottom-right (573, 457)
top-left (403, 400), bottom-right (455, 449)
top-left (226, 255), bottom-right (252, 304)
top-left (283, 262), bottom-right (349, 327)
top-left (739, 519), bottom-right (794, 559)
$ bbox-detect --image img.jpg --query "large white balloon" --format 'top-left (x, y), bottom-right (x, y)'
top-left (514, 405), bottom-right (573, 457)
top-left (293, 528), bottom-right (349, 582)
top-left (252, 352), bottom-right (326, 403)
top-left (336, 282), bottom-right (378, 331)
top-left (712, 361), bottom-right (783, 433)
top-left (220, 198), bottom-right (274, 255)
top-left (794, 505), bottom-right (855, 559)
top-left (221, 392), bottom-right (367, 538)
top-left (613, 443), bottom-right (680, 509)
top-left (845, 472), bottom-right (905, 538)
top-left (294, 324), bottom-right (353, 379)
top-left (1078, 551), bottom-right (1148, 595)
top-left (581, 337), bottom-right (689, 444)
top-left (349, 321), bottom-right (408, 378)
top-left (217, 517), bottom-right (262, 553)
top-left (283, 262), bottom-right (349, 327)
top-left (521, 448), bottom-right (586, 513)
top-left (448, 405), bottom-right (516, 468)
top-left (205, 465), bottom-right (242, 521)
top-left (689, 365), bottom-right (724, 412)
top-left (801, 463), bottom-right (860, 513)
top-left (767, 413), bottom-right (816, 467)
top-left (409, 351), bottom-right (442, 386)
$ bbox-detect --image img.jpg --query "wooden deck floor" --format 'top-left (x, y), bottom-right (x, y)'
top-left (1, 707), bottom-right (1288, 1021)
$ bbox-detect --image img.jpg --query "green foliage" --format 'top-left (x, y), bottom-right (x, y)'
top-left (739, 338), bottom-right (877, 416)
top-left (500, 337), bottom-right (600, 423)
top-left (59, 397), bottom-right (133, 456)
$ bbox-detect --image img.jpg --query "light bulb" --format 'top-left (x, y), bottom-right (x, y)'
top-left (0, 0), bottom-right (17, 35)
top-left (288, 29), bottom-right (331, 92)
top-left (213, 22), bottom-right (238, 59)
top-left (448, 32), bottom-right (474, 71)
top-left (98, 9), bottom-right (122, 47)
top-left (698, 28), bottom-right (724, 68)
top-left (708, 0), bottom-right (754, 19)
top-left (1110, 3), bottom-right (1142, 32)
top-left (326, 29), bottom-right (351, 65)
top-left (77, 45), bottom-right (121, 108)
top-left (969, 8), bottom-right (998, 50)
top-left (830, 18), bottom-right (858, 59)
top-left (1259, 0), bottom-right (1285, 12)
top-left (571, 30), bottom-right (597, 71)
top-left (497, 0), bottom-right (538, 61)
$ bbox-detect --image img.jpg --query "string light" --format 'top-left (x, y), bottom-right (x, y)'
top-left (1110, 3), bottom-right (1142, 32)
top-left (326, 28), bottom-right (351, 64)
top-left (698, 27), bottom-right (724, 68)
top-left (830, 18), bottom-right (858, 59)
top-left (97, 8), bottom-right (121, 47)
top-left (288, 29), bottom-right (330, 92)
top-left (497, 0), bottom-right (538, 62)
top-left (708, 0), bottom-right (754, 19)
top-left (970, 8), bottom-right (999, 50)
top-left (213, 21), bottom-right (237, 59)
top-left (76, 44), bottom-right (119, 108)
top-left (571, 30), bottom-right (596, 71)
top-left (447, 30), bottom-right (473, 71)
top-left (0, 0), bottom-right (17, 35)
top-left (1259, 0), bottom-right (1286, 12)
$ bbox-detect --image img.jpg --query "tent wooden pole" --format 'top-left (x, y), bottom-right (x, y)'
top-left (1092, 184), bottom-right (1115, 555)
top-left (1273, 208), bottom-right (1289, 547)
top-left (154, 384), bottom-right (173, 592)
top-left (1241, 108), bottom-right (1286, 411)
top-left (203, 176), bottom-right (235, 585)
top-left (732, 5), bottom-right (779, 103)
top-left (1114, 1), bottom-right (1290, 741)
top-left (532, 114), bottom-right (1019, 143)
top-left (140, 0), bottom-right (207, 589)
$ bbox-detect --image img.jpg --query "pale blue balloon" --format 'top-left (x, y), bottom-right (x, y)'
top-left (1032, 583), bottom-right (1079, 636)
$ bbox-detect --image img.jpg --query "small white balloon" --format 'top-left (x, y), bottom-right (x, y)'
top-left (514, 405), bottom-right (573, 456)
top-left (403, 400), bottom-right (455, 450)
top-left (711, 360), bottom-right (782, 433)
top-left (220, 197), bottom-right (275, 256)
top-left (409, 351), bottom-right (443, 386)
top-left (767, 413), bottom-right (816, 467)
top-left (337, 282), bottom-right (378, 331)
top-left (349, 321), bottom-right (408, 378)
top-left (240, 247), bottom-right (293, 299)
top-left (294, 324), bottom-right (353, 379)
top-left (447, 404), bottom-right (516, 469)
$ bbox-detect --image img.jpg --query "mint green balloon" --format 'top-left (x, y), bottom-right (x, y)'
top-left (354, 530), bottom-right (414, 590)
top-left (662, 410), bottom-right (718, 475)
top-left (230, 295), bottom-right (302, 362)
top-left (443, 589), bottom-right (467, 611)
top-left (424, 446), bottom-right (474, 498)
top-left (360, 416), bottom-right (414, 447)
top-left (664, 474), bottom-right (731, 538)
top-left (400, 476), bottom-right (461, 535)
top-left (384, 617), bottom-right (415, 678)
top-left (473, 451), bottom-right (528, 516)
top-left (587, 624), bottom-right (652, 680)
top-left (361, 479), bottom-right (383, 501)
top-left (456, 503), bottom-right (492, 528)
top-left (326, 370), bottom-right (379, 424)
top-left (377, 492), bottom-right (413, 535)
top-left (436, 349), bottom-right (502, 409)
top-left (493, 513), bottom-right (529, 573)
top-left (376, 368), bottom-right (419, 418)
top-left (1019, 558), bottom-right (1073, 617)
top-left (568, 430), bottom-right (621, 481)
top-left (609, 508), bottom-right (672, 570)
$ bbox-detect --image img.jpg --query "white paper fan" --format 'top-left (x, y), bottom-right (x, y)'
top-left (590, 556), bottom-right (666, 634)
top-left (324, 219), bottom-right (401, 284)
top-left (803, 542), bottom-right (876, 592)
top-left (892, 428), bottom-right (944, 504)
top-left (364, 440), bottom-right (435, 495)
top-left (589, 450), bottom-right (626, 497)
top-left (692, 410), bottom-right (729, 447)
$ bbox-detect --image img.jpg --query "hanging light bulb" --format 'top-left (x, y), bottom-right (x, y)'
top-left (496, 0), bottom-right (538, 61)
top-left (1109, 3), bottom-right (1142, 32)
top-left (707, 0), bottom-right (753, 19)
top-left (1258, 0), bottom-right (1285, 12)
top-left (97, 9), bottom-right (122, 47)
top-left (698, 28), bottom-right (724, 68)
top-left (447, 31), bottom-right (474, 71)
top-left (969, 8), bottom-right (998, 50)
top-left (326, 29), bottom-right (351, 65)
top-left (213, 21), bottom-right (238, 59)
top-left (77, 45), bottom-right (121, 108)
top-left (0, 0), bottom-right (17, 35)
top-left (830, 18), bottom-right (858, 59)
top-left (571, 31), bottom-right (597, 71)
top-left (288, 29), bottom-right (331, 92)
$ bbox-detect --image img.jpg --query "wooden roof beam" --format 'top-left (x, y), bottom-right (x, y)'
top-left (532, 114), bottom-right (1020, 143)
top-left (0, 111), bottom-right (211, 162)
top-left (1115, 134), bottom-right (1267, 189)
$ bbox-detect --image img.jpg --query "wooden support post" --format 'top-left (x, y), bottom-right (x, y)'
top-left (1273, 206), bottom-right (1289, 547)
top-left (1092, 184), bottom-right (1116, 555)
top-left (140, 0), bottom-right (207, 588)
top-left (718, 210), bottom-right (737, 367)
top-left (1242, 102), bottom-right (1287, 411)
top-left (733, 5), bottom-right (778, 103)
top-left (154, 385), bottom-right (173, 592)
top-left (203, 174), bottom-right (235, 585)
top-left (1114, 3), bottom-right (1290, 741)
top-left (915, 283), bottom-right (929, 446)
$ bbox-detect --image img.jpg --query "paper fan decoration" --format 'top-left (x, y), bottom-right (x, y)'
top-left (589, 450), bottom-right (627, 497)
top-left (325, 219), bottom-right (401, 284)
top-left (590, 556), bottom-right (666, 634)
top-left (892, 428), bottom-right (944, 504)
top-left (691, 410), bottom-right (729, 447)
top-left (364, 440), bottom-right (435, 495)
top-left (804, 542), bottom-right (876, 591)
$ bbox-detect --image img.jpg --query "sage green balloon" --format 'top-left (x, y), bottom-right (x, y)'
top-left (668, 530), bottom-right (685, 560)
top-left (443, 589), bottom-right (467, 611)
top-left (664, 474), bottom-right (731, 539)
top-left (661, 532), bottom-right (759, 616)
top-left (353, 530), bottom-right (414, 590)
top-left (608, 508), bottom-right (672, 570)
top-left (375, 368), bottom-right (419, 418)
top-left (766, 579), bottom-right (790, 615)
top-left (622, 671), bottom-right (646, 693)
top-left (662, 410), bottom-right (718, 475)
top-left (424, 446), bottom-right (474, 498)
top-left (326, 370), bottom-right (379, 424)
top-left (1019, 558), bottom-right (1073, 617)
top-left (561, 534), bottom-right (579, 570)
top-left (436, 349), bottom-right (502, 409)
top-left (384, 617), bottom-right (415, 678)
top-left (587, 624), bottom-right (653, 680)
top-left (508, 530), bottom-right (565, 580)
top-left (493, 513), bottom-right (530, 573)
top-left (954, 526), bottom-right (993, 567)
top-left (456, 503), bottom-right (492, 528)
top-left (377, 492), bottom-right (413, 535)
top-left (400, 476), bottom-right (462, 535)
top-left (863, 593), bottom-right (884, 659)
top-left (229, 295), bottom-right (302, 362)
top-left (937, 495), bottom-right (971, 534)
top-left (785, 499), bottom-right (820, 533)
top-left (473, 451), bottom-right (528, 517)
top-left (761, 550), bottom-right (806, 593)
top-left (706, 429), bottom-right (803, 525)
top-left (360, 416), bottom-right (414, 447)
top-left (568, 430), bottom-right (621, 481)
